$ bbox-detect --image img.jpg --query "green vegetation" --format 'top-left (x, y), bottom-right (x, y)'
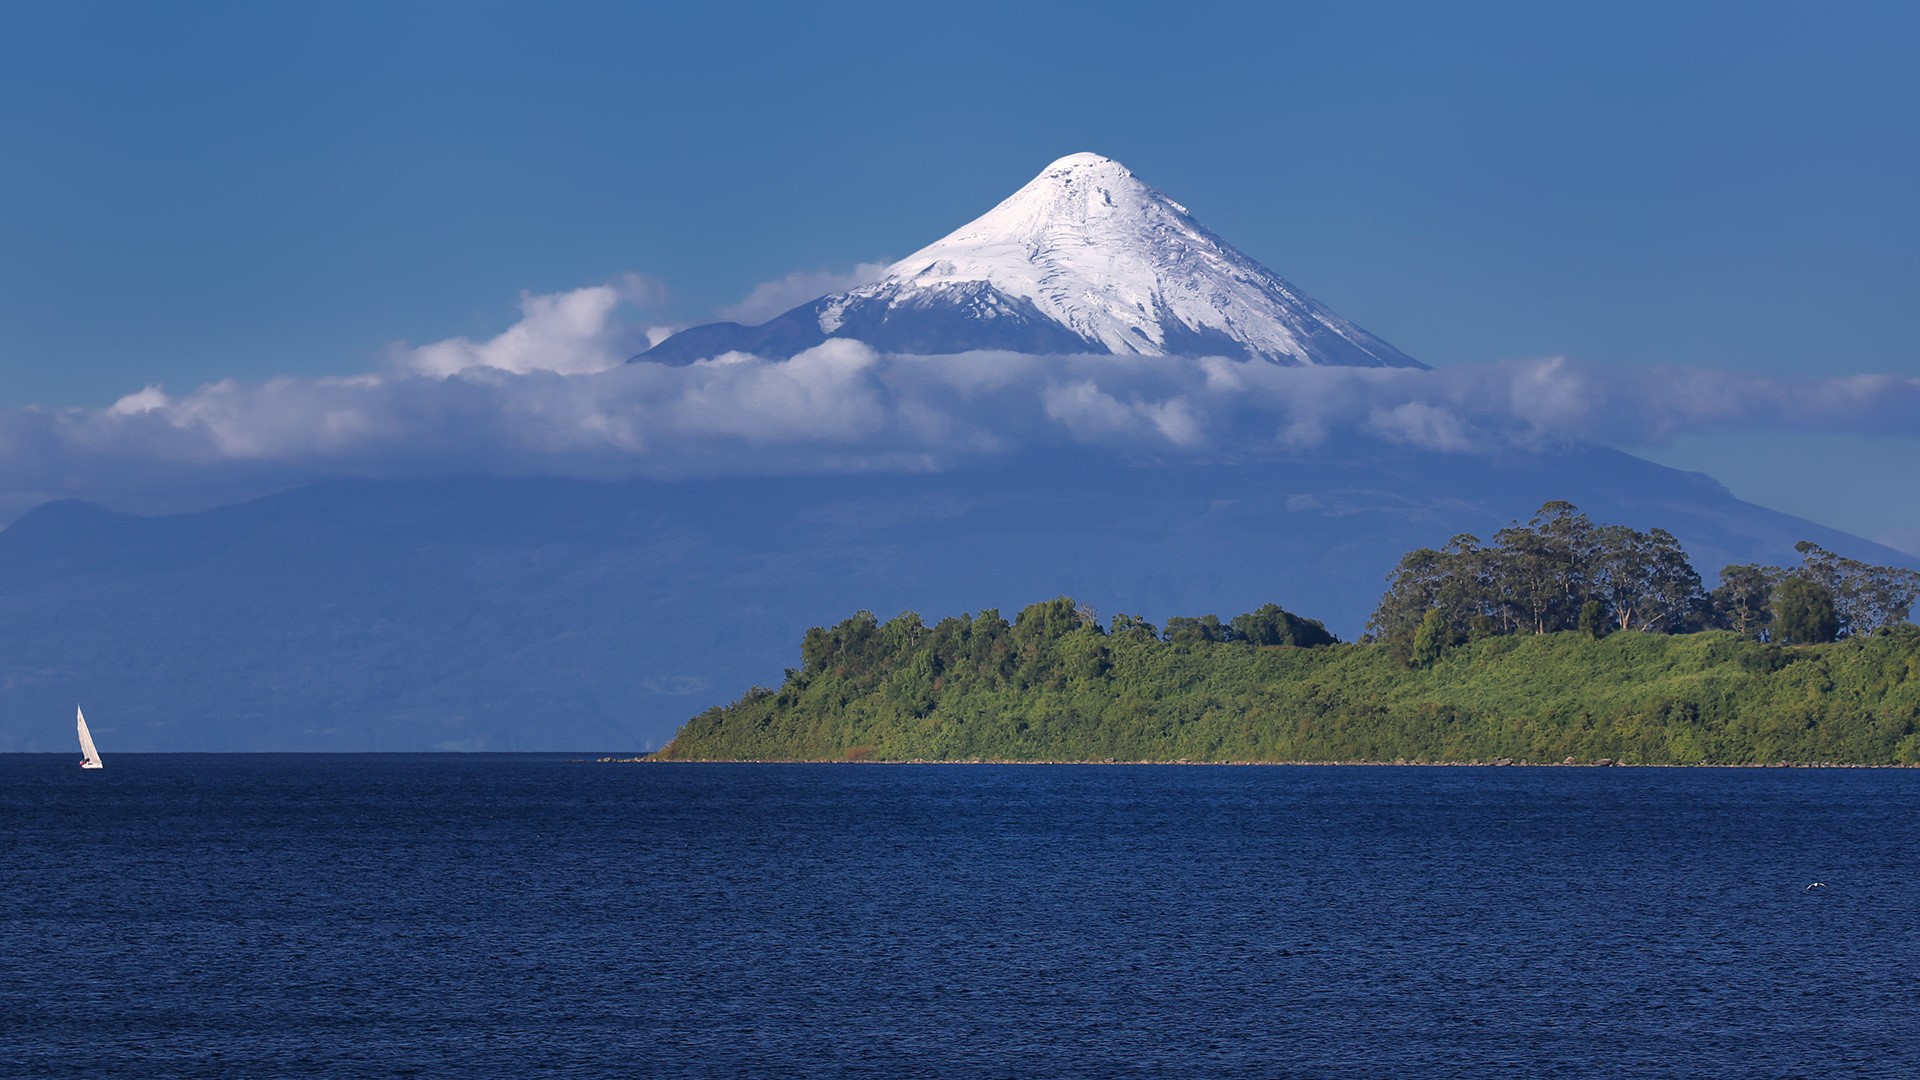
top-left (1369, 502), bottom-right (1920, 652)
top-left (657, 602), bottom-right (1920, 765)
top-left (657, 504), bottom-right (1920, 765)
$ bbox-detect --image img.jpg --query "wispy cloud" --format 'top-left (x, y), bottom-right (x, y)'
top-left (713, 263), bottom-right (890, 324)
top-left (3, 282), bottom-right (1919, 523)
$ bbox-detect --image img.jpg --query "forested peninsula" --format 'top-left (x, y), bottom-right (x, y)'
top-left (655, 504), bottom-right (1920, 766)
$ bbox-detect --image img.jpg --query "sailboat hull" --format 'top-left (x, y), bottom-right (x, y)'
top-left (79, 760), bottom-right (103, 770)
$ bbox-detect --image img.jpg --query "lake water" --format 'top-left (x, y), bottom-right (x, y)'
top-left (3, 757), bottom-right (1917, 1077)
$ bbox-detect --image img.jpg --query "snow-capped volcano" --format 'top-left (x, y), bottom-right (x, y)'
top-left (638, 153), bottom-right (1423, 368)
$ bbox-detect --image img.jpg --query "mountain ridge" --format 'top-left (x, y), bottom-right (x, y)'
top-left (638, 153), bottom-right (1423, 367)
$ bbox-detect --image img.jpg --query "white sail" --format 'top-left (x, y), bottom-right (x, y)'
top-left (77, 706), bottom-right (103, 769)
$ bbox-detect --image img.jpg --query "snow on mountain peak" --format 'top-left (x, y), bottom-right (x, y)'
top-left (839, 153), bottom-right (1420, 367)
top-left (638, 154), bottom-right (1422, 368)
top-left (1044, 151), bottom-right (1121, 168)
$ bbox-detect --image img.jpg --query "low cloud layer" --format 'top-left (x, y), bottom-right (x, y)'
top-left (3, 280), bottom-right (1918, 522)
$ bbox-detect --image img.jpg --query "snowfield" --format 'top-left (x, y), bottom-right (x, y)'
top-left (639, 153), bottom-right (1425, 368)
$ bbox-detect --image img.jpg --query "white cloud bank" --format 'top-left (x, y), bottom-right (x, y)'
top-left (3, 280), bottom-right (1918, 520)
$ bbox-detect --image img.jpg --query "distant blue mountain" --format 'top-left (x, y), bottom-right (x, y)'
top-left (0, 443), bottom-right (1907, 753)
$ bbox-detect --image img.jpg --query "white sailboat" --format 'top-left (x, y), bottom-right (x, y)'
top-left (76, 706), bottom-right (104, 769)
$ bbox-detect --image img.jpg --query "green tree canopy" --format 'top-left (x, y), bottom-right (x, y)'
top-left (1793, 541), bottom-right (1920, 637)
top-left (1712, 564), bottom-right (1777, 639)
top-left (1772, 577), bottom-right (1839, 645)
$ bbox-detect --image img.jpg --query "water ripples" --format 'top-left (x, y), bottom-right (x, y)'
top-left (2, 758), bottom-right (1917, 1076)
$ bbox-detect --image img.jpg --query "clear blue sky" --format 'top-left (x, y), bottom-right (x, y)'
top-left (1, 1), bottom-right (1915, 546)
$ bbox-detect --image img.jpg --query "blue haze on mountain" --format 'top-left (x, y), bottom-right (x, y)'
top-left (0, 446), bottom-right (1909, 753)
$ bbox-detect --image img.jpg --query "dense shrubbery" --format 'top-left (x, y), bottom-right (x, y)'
top-left (656, 504), bottom-right (1920, 765)
top-left (657, 599), bottom-right (1920, 765)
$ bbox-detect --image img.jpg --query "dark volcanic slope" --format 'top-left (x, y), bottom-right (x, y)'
top-left (637, 283), bottom-right (1101, 365)
top-left (0, 446), bottom-right (1908, 752)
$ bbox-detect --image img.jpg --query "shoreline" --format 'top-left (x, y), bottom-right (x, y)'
top-left (596, 756), bottom-right (1914, 769)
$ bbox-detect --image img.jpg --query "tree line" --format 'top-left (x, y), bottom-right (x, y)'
top-left (796, 597), bottom-right (1336, 703)
top-left (660, 595), bottom-right (1920, 765)
top-left (1367, 501), bottom-right (1920, 665)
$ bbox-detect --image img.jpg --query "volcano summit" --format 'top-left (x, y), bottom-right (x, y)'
top-left (638, 153), bottom-right (1424, 368)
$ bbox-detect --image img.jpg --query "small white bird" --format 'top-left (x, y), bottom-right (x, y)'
top-left (1805, 882), bottom-right (1827, 891)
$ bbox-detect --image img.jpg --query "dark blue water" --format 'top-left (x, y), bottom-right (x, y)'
top-left (3, 758), bottom-right (1918, 1077)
